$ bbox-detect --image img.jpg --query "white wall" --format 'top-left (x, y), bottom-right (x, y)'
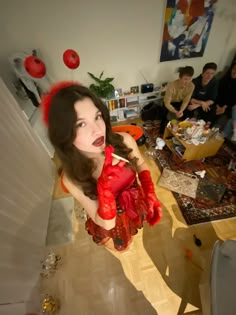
top-left (0, 0), bottom-right (236, 92)
top-left (0, 19), bottom-right (19, 94)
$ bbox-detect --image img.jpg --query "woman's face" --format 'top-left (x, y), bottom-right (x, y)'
top-left (73, 97), bottom-right (106, 154)
top-left (231, 65), bottom-right (236, 79)
top-left (202, 69), bottom-right (216, 84)
top-left (179, 75), bottom-right (192, 86)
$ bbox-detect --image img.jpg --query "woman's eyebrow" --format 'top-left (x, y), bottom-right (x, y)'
top-left (76, 110), bottom-right (101, 122)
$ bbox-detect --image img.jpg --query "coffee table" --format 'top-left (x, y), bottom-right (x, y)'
top-left (163, 126), bottom-right (224, 161)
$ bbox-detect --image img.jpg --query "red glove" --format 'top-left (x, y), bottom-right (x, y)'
top-left (97, 145), bottom-right (125, 220)
top-left (139, 170), bottom-right (162, 226)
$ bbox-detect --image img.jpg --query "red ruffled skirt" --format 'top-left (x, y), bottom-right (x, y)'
top-left (85, 182), bottom-right (147, 251)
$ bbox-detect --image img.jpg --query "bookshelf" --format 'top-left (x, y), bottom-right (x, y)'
top-left (105, 90), bottom-right (164, 123)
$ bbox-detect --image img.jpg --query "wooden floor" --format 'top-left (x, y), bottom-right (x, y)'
top-left (45, 146), bottom-right (236, 315)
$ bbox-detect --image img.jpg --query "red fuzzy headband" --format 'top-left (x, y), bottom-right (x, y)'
top-left (41, 81), bottom-right (82, 126)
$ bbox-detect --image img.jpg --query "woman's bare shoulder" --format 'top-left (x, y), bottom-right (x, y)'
top-left (115, 131), bottom-right (133, 144)
top-left (115, 132), bottom-right (140, 152)
top-left (113, 131), bottom-right (133, 146)
top-left (62, 173), bottom-right (83, 196)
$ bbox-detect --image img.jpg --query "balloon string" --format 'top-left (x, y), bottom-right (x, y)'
top-left (71, 70), bottom-right (74, 81)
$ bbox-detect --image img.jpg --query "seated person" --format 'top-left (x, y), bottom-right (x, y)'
top-left (215, 62), bottom-right (236, 140)
top-left (185, 62), bottom-right (218, 123)
top-left (163, 66), bottom-right (194, 120)
top-left (224, 105), bottom-right (236, 142)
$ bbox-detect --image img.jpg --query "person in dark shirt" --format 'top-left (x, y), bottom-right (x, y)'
top-left (227, 105), bottom-right (236, 141)
top-left (215, 62), bottom-right (236, 140)
top-left (184, 62), bottom-right (218, 123)
top-left (230, 105), bottom-right (236, 141)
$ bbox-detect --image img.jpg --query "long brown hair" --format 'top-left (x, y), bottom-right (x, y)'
top-left (48, 84), bottom-right (132, 199)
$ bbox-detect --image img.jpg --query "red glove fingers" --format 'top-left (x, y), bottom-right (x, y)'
top-left (97, 145), bottom-right (125, 220)
top-left (138, 170), bottom-right (162, 226)
top-left (103, 145), bottom-right (114, 167)
top-left (145, 196), bottom-right (162, 226)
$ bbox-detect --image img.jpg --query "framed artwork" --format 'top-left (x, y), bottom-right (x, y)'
top-left (160, 0), bottom-right (218, 62)
top-left (130, 86), bottom-right (139, 94)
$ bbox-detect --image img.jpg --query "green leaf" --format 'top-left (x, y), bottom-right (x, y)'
top-left (87, 72), bottom-right (101, 84)
top-left (87, 72), bottom-right (97, 80)
top-left (89, 84), bottom-right (101, 96)
top-left (88, 71), bottom-right (115, 98)
top-left (104, 77), bottom-right (114, 83)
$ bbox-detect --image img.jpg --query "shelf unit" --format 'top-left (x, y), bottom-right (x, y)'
top-left (105, 90), bottom-right (163, 122)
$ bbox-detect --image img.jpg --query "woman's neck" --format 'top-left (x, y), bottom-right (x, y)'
top-left (201, 76), bottom-right (209, 86)
top-left (178, 79), bottom-right (186, 89)
top-left (80, 149), bottom-right (104, 159)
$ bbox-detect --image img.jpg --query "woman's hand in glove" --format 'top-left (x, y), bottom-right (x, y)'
top-left (145, 193), bottom-right (162, 226)
top-left (97, 145), bottom-right (125, 220)
top-left (138, 170), bottom-right (162, 226)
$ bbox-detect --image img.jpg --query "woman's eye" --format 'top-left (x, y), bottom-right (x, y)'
top-left (96, 114), bottom-right (102, 120)
top-left (76, 122), bottom-right (85, 128)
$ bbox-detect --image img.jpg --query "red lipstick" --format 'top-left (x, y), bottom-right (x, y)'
top-left (92, 136), bottom-right (104, 147)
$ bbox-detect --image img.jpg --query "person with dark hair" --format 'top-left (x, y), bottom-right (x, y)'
top-left (185, 62), bottom-right (218, 123)
top-left (225, 105), bottom-right (236, 142)
top-left (215, 62), bottom-right (236, 140)
top-left (41, 81), bottom-right (162, 251)
top-left (163, 66), bottom-right (194, 121)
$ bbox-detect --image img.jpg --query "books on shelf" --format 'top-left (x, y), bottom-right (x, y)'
top-left (107, 99), bottom-right (118, 110)
top-left (119, 98), bottom-right (126, 108)
top-left (124, 108), bottom-right (138, 119)
top-left (107, 97), bottom-right (127, 110)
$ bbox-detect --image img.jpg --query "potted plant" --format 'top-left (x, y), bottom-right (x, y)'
top-left (87, 71), bottom-right (115, 99)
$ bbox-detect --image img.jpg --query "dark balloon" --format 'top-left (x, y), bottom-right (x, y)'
top-left (24, 55), bottom-right (46, 78)
top-left (63, 49), bottom-right (80, 69)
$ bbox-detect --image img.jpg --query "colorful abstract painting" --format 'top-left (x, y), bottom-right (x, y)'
top-left (160, 0), bottom-right (218, 62)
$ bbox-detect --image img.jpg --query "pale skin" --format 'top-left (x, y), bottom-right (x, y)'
top-left (62, 98), bottom-right (149, 231)
top-left (188, 68), bottom-right (216, 112)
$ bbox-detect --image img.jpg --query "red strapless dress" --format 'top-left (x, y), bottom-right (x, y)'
top-left (86, 166), bottom-right (147, 251)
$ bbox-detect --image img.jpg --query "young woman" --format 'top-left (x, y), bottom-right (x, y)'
top-left (41, 81), bottom-right (162, 251)
top-left (163, 66), bottom-right (195, 120)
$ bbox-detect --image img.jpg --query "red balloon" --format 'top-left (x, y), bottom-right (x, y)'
top-left (24, 55), bottom-right (46, 78)
top-left (63, 49), bottom-right (80, 69)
